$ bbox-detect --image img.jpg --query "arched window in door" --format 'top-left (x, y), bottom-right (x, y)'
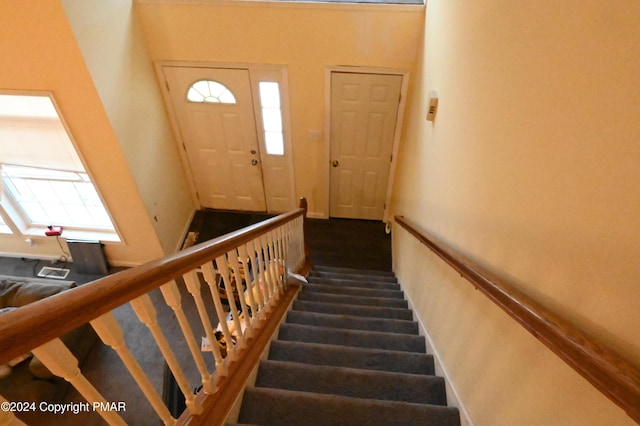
top-left (187, 80), bottom-right (237, 104)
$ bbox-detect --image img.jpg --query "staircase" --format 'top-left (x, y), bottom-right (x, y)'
top-left (234, 265), bottom-right (461, 426)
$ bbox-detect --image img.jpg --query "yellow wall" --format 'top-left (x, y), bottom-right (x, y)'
top-left (0, 1), bottom-right (164, 265)
top-left (135, 0), bottom-right (424, 217)
top-left (61, 0), bottom-right (195, 254)
top-left (392, 0), bottom-right (640, 424)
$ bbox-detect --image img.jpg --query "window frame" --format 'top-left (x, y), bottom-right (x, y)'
top-left (0, 91), bottom-right (121, 242)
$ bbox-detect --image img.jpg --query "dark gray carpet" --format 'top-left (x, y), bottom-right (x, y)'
top-left (236, 266), bottom-right (460, 426)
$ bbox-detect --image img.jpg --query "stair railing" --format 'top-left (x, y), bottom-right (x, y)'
top-left (0, 198), bottom-right (309, 426)
top-left (395, 215), bottom-right (640, 424)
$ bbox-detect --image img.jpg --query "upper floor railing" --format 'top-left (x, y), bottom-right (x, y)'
top-left (395, 215), bottom-right (640, 424)
top-left (0, 199), bottom-right (309, 425)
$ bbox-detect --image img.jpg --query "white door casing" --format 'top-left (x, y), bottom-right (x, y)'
top-left (329, 72), bottom-right (403, 220)
top-left (163, 66), bottom-right (267, 212)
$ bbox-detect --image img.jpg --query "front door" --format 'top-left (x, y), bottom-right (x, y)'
top-left (163, 66), bottom-right (266, 211)
top-left (329, 72), bottom-right (403, 220)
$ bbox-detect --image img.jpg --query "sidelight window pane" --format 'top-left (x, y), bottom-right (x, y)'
top-left (258, 82), bottom-right (285, 156)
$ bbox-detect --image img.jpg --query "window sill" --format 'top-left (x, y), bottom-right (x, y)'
top-left (23, 227), bottom-right (121, 243)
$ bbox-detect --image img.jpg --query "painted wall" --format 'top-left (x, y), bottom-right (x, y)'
top-left (135, 0), bottom-right (424, 217)
top-left (61, 0), bottom-right (195, 254)
top-left (391, 0), bottom-right (640, 424)
top-left (0, 1), bottom-right (164, 265)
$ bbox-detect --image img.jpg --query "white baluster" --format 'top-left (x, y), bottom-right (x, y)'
top-left (285, 221), bottom-right (296, 272)
top-left (237, 244), bottom-right (258, 324)
top-left (31, 338), bottom-right (127, 426)
top-left (215, 256), bottom-right (245, 350)
top-left (182, 270), bottom-right (226, 376)
top-left (255, 237), bottom-right (274, 308)
top-left (274, 227), bottom-right (286, 289)
top-left (90, 313), bottom-right (176, 425)
top-left (273, 226), bottom-right (286, 289)
top-left (263, 232), bottom-right (280, 306)
top-left (268, 230), bottom-right (284, 296)
top-left (159, 281), bottom-right (215, 394)
top-left (263, 233), bottom-right (278, 300)
top-left (227, 249), bottom-right (253, 336)
top-left (201, 262), bottom-right (237, 361)
top-left (247, 240), bottom-right (267, 319)
top-left (129, 295), bottom-right (202, 416)
top-left (0, 395), bottom-right (27, 425)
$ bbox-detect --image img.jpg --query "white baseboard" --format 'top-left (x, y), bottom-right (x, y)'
top-left (403, 292), bottom-right (474, 426)
top-left (0, 251), bottom-right (59, 262)
top-left (175, 208), bottom-right (197, 253)
top-left (306, 211), bottom-right (328, 219)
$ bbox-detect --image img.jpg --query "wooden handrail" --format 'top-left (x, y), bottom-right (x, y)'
top-left (394, 215), bottom-right (640, 424)
top-left (0, 202), bottom-right (307, 365)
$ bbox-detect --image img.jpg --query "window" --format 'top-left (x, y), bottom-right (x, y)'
top-left (2, 165), bottom-right (114, 230)
top-left (187, 80), bottom-right (237, 104)
top-left (258, 82), bottom-right (285, 155)
top-left (0, 93), bottom-right (119, 241)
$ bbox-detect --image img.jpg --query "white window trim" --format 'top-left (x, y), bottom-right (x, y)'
top-left (0, 90), bottom-right (122, 243)
top-left (0, 181), bottom-right (120, 242)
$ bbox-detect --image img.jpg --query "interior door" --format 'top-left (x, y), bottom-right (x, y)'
top-left (163, 66), bottom-right (266, 212)
top-left (329, 72), bottom-right (402, 220)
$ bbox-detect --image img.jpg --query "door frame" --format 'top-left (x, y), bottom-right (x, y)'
top-left (155, 61), bottom-right (296, 212)
top-left (324, 66), bottom-right (410, 222)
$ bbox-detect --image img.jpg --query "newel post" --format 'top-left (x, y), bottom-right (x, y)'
top-left (298, 197), bottom-right (312, 274)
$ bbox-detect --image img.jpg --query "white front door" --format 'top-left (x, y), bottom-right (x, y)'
top-left (163, 66), bottom-right (266, 211)
top-left (329, 72), bottom-right (403, 220)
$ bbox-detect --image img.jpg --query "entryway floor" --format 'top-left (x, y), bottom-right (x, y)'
top-left (186, 209), bottom-right (392, 272)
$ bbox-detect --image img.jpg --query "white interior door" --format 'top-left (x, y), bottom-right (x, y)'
top-left (330, 72), bottom-right (402, 220)
top-left (163, 66), bottom-right (266, 212)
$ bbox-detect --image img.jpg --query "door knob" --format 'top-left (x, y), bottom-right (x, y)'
top-left (332, 160), bottom-right (339, 167)
top-left (252, 159), bottom-right (259, 166)
top-left (251, 150), bottom-right (257, 154)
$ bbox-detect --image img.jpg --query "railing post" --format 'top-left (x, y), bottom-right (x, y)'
top-left (299, 197), bottom-right (311, 274)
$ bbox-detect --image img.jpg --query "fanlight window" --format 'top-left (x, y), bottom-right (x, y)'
top-left (187, 80), bottom-right (237, 104)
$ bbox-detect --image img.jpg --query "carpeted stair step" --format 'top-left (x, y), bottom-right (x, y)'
top-left (268, 340), bottom-right (436, 375)
top-left (302, 282), bottom-right (404, 299)
top-left (310, 270), bottom-right (399, 283)
top-left (312, 265), bottom-right (396, 277)
top-left (286, 310), bottom-right (418, 335)
top-left (293, 300), bottom-right (413, 320)
top-left (297, 290), bottom-right (408, 309)
top-left (238, 387), bottom-right (460, 426)
top-left (255, 360), bottom-right (447, 405)
top-left (307, 276), bottom-right (401, 291)
top-left (277, 323), bottom-right (426, 352)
